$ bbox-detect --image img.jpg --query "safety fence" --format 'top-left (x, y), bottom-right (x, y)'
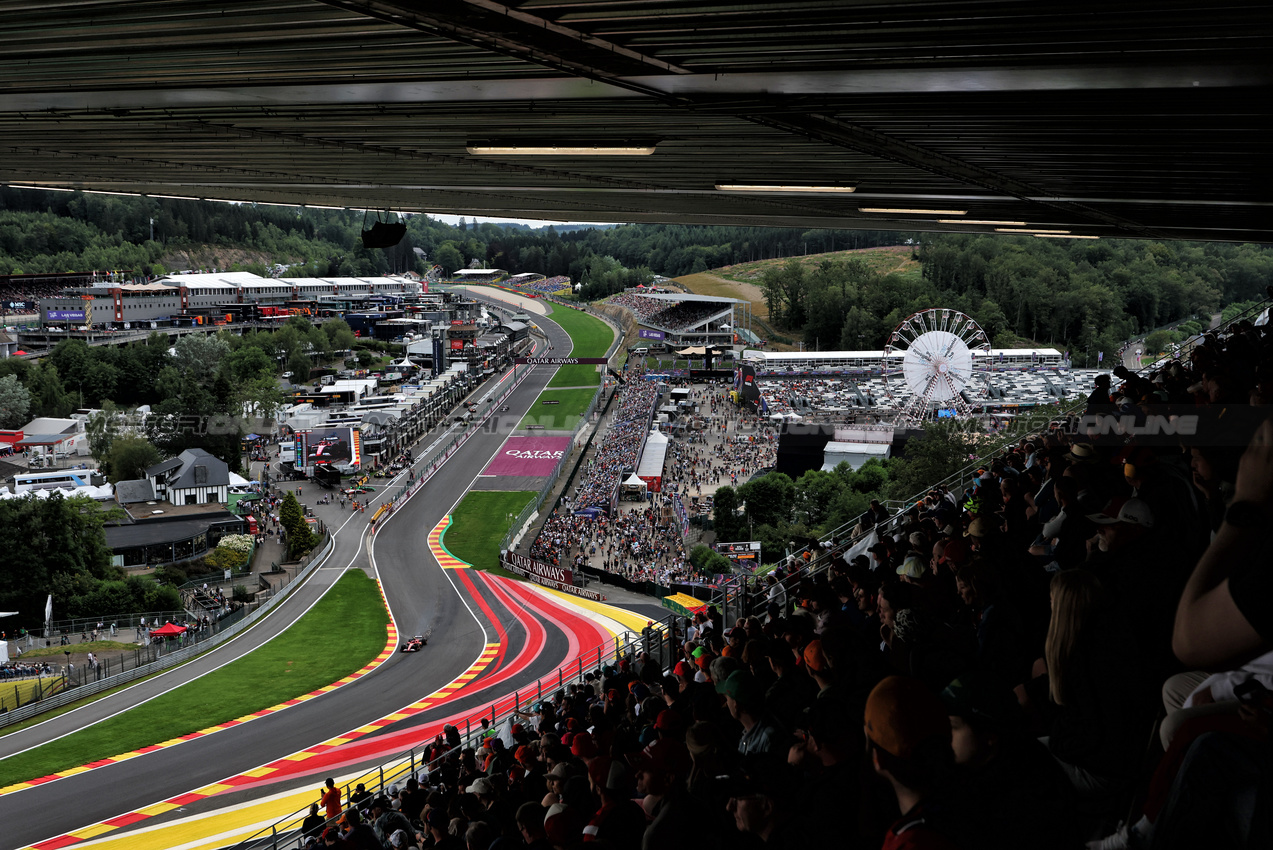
top-left (232, 614), bottom-right (681, 850)
top-left (38, 611), bottom-right (188, 643)
top-left (0, 531), bottom-right (335, 729)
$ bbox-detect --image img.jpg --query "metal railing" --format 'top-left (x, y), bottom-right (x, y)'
top-left (232, 615), bottom-right (679, 850)
top-left (0, 532), bottom-right (335, 729)
top-left (38, 611), bottom-right (187, 642)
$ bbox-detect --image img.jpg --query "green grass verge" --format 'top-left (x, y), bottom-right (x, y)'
top-left (518, 387), bottom-right (599, 431)
top-left (446, 491), bottom-right (536, 578)
top-left (546, 307), bottom-right (612, 388)
top-left (0, 570), bottom-right (388, 787)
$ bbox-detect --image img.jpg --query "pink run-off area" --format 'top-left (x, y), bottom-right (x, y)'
top-left (482, 437), bottom-right (572, 477)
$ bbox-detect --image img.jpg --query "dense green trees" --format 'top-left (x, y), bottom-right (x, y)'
top-left (0, 373), bottom-right (30, 429)
top-left (0, 489), bottom-right (182, 624)
top-left (0, 493), bottom-right (118, 622)
top-left (752, 235), bottom-right (1253, 367)
top-left (279, 492), bottom-right (314, 559)
top-left (6, 189), bottom-right (1267, 370)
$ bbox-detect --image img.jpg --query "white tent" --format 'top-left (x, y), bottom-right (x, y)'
top-left (621, 473), bottom-right (647, 500)
top-left (637, 431), bottom-right (669, 491)
top-left (821, 441), bottom-right (890, 472)
top-left (0, 483), bottom-right (114, 501)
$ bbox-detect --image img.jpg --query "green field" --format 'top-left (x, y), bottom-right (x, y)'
top-left (546, 306), bottom-right (613, 388)
top-left (518, 387), bottom-right (599, 431)
top-left (0, 570), bottom-right (388, 787)
top-left (446, 491), bottom-right (536, 578)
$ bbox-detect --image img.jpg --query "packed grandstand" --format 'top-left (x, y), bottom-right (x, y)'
top-left (275, 299), bottom-right (1273, 850)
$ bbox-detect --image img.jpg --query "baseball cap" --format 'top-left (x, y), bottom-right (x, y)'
top-left (544, 804), bottom-right (583, 847)
top-left (964, 517), bottom-right (993, 538)
top-left (674, 660), bottom-right (693, 677)
top-left (1086, 496), bottom-right (1154, 528)
top-left (587, 756), bottom-right (613, 788)
top-left (627, 738), bottom-right (690, 776)
top-left (864, 675), bottom-right (951, 759)
top-left (726, 626), bottom-right (745, 640)
top-left (571, 731), bottom-right (598, 758)
top-left (654, 708), bottom-right (683, 733)
top-left (908, 532), bottom-right (927, 549)
top-left (515, 745), bottom-right (534, 764)
top-left (941, 537), bottom-right (971, 565)
top-left (896, 556), bottom-right (926, 579)
top-left (466, 777), bottom-right (493, 796)
top-left (546, 762), bottom-right (574, 780)
top-left (389, 830), bottom-right (408, 848)
top-left (802, 639), bottom-right (827, 674)
top-left (716, 669), bottom-right (763, 707)
top-left (424, 809), bottom-right (448, 829)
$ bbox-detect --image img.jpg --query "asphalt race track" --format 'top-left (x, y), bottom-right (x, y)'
top-left (0, 300), bottom-right (625, 850)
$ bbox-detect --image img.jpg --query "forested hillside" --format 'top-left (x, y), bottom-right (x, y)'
top-left (3, 187), bottom-right (1270, 367)
top-left (754, 236), bottom-right (1273, 364)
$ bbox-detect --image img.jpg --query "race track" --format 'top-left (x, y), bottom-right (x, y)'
top-left (0, 301), bottom-right (636, 850)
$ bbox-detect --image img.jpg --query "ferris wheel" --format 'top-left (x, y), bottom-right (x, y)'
top-left (880, 309), bottom-right (993, 424)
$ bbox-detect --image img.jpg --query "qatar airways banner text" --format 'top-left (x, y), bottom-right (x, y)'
top-left (482, 436), bottom-right (571, 477)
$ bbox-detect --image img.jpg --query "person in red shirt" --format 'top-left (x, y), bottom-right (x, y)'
top-left (320, 777), bottom-right (342, 821)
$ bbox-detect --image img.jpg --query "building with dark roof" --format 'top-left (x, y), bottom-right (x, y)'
top-left (146, 448), bottom-right (229, 506)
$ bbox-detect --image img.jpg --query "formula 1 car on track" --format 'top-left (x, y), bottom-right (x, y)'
top-left (399, 630), bottom-right (431, 652)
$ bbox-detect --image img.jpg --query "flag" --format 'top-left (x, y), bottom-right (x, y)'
top-left (1098, 351), bottom-right (1104, 362)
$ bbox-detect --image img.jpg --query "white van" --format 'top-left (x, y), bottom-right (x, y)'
top-left (631, 346), bottom-right (649, 358)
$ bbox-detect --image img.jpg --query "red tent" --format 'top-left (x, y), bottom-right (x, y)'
top-left (151, 622), bottom-right (187, 637)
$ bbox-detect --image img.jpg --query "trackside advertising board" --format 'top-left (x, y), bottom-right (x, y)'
top-left (502, 552), bottom-right (606, 601)
top-left (482, 437), bottom-right (570, 477)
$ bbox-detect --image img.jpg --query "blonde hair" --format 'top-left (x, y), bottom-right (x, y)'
top-left (1044, 569), bottom-right (1104, 705)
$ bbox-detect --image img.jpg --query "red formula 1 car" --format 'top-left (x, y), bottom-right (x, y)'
top-left (399, 634), bottom-right (429, 652)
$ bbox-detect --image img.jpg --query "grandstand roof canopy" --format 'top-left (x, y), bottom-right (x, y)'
top-left (2, 2), bottom-right (1270, 243)
top-left (639, 293), bottom-right (745, 304)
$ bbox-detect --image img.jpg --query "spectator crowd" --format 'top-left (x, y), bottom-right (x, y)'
top-left (531, 369), bottom-right (777, 587)
top-left (603, 292), bottom-right (729, 332)
top-left (332, 313), bottom-right (1273, 850)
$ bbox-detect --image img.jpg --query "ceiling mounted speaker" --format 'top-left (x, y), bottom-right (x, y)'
top-left (361, 221), bottom-right (407, 249)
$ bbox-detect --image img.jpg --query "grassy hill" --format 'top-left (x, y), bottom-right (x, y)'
top-left (671, 245), bottom-right (921, 349)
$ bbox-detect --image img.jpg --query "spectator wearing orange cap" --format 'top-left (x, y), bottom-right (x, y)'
top-left (803, 640), bottom-right (835, 699)
top-left (863, 676), bottom-right (962, 850)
